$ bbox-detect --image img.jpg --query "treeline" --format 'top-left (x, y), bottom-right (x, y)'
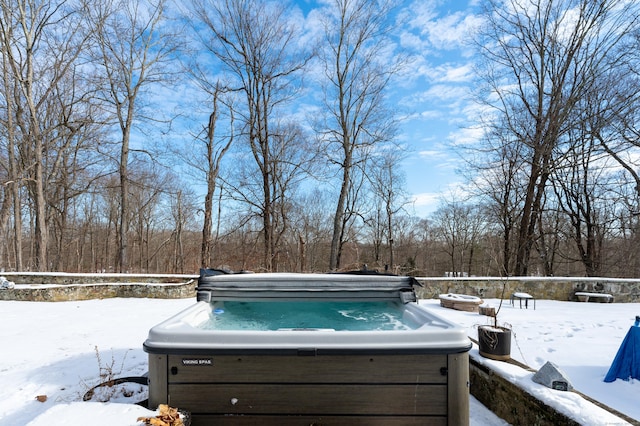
top-left (1, 0), bottom-right (640, 277)
top-left (4, 199), bottom-right (640, 277)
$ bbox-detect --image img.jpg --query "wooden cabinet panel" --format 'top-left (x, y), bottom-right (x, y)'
top-left (190, 414), bottom-right (447, 426)
top-left (167, 354), bottom-right (448, 384)
top-left (150, 352), bottom-right (469, 425)
top-left (168, 383), bottom-right (448, 416)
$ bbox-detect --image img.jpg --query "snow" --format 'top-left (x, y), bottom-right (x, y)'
top-left (420, 298), bottom-right (640, 425)
top-left (0, 295), bottom-right (637, 425)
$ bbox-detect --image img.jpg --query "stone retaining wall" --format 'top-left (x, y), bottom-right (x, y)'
top-left (0, 281), bottom-right (197, 301)
top-left (0, 272), bottom-right (198, 285)
top-left (416, 277), bottom-right (640, 303)
top-left (468, 352), bottom-right (638, 426)
top-left (469, 356), bottom-right (580, 426)
top-left (1, 273), bottom-right (640, 302)
top-left (0, 272), bottom-right (198, 301)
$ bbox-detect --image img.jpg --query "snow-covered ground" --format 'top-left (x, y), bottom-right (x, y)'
top-left (421, 298), bottom-right (639, 425)
top-left (0, 294), bottom-right (637, 425)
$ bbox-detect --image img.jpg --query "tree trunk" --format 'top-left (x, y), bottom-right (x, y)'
top-left (0, 186), bottom-right (11, 267)
top-left (201, 190), bottom-right (213, 267)
top-left (2, 58), bottom-right (22, 271)
top-left (24, 33), bottom-right (47, 271)
top-left (118, 130), bottom-right (129, 273)
top-left (200, 106), bottom-right (218, 268)
top-left (330, 162), bottom-right (350, 270)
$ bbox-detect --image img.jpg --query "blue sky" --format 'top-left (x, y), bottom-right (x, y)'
top-left (296, 0), bottom-right (486, 216)
top-left (386, 0), bottom-right (484, 216)
top-left (164, 0), bottom-right (485, 218)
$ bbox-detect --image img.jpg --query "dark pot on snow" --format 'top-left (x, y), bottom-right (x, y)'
top-left (478, 325), bottom-right (511, 360)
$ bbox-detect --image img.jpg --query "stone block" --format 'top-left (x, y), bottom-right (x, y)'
top-left (532, 361), bottom-right (573, 391)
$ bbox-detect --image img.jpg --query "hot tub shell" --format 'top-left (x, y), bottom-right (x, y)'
top-left (144, 271), bottom-right (471, 425)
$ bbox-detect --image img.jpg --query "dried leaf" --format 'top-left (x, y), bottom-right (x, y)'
top-left (137, 405), bottom-right (183, 426)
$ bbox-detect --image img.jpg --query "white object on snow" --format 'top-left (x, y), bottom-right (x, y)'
top-left (0, 276), bottom-right (14, 289)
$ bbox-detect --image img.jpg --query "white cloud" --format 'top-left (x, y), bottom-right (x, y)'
top-left (396, 59), bottom-right (476, 93)
top-left (425, 83), bottom-right (468, 101)
top-left (427, 12), bottom-right (483, 51)
top-left (418, 149), bottom-right (446, 159)
top-left (411, 192), bottom-right (441, 215)
top-left (447, 126), bottom-right (484, 147)
top-left (399, 83), bottom-right (468, 112)
top-left (296, 9), bottom-right (323, 48)
top-left (409, 180), bottom-right (473, 216)
top-left (399, 31), bottom-right (429, 53)
top-left (400, 1), bottom-right (483, 53)
top-left (400, 0), bottom-right (439, 33)
top-left (436, 63), bottom-right (475, 83)
top-left (398, 109), bottom-right (443, 122)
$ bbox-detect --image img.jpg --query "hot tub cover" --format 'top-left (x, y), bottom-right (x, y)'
top-left (196, 269), bottom-right (420, 303)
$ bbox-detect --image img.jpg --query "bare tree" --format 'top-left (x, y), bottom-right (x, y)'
top-left (167, 188), bottom-right (198, 273)
top-left (591, 31), bottom-right (640, 198)
top-left (552, 120), bottom-right (618, 276)
top-left (318, 0), bottom-right (401, 270)
top-left (611, 176), bottom-right (640, 276)
top-left (0, 17), bottom-right (22, 270)
top-left (191, 0), bottom-right (311, 271)
top-left (44, 68), bottom-right (106, 271)
top-left (0, 181), bottom-right (11, 268)
top-left (474, 0), bottom-right (639, 275)
top-left (289, 188), bottom-right (334, 272)
top-left (366, 149), bottom-right (410, 271)
top-left (331, 155), bottom-right (369, 269)
top-left (468, 122), bottom-right (528, 276)
top-left (432, 200), bottom-right (484, 277)
top-left (86, 0), bottom-right (177, 272)
top-left (200, 88), bottom-right (233, 268)
top-left (179, 77), bottom-right (235, 268)
top-left (128, 167), bottom-right (166, 272)
top-left (0, 0), bottom-right (92, 271)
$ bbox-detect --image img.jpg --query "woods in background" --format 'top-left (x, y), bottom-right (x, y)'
top-left (0, 0), bottom-right (640, 278)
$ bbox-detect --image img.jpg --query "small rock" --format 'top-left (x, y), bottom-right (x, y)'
top-left (532, 361), bottom-right (573, 391)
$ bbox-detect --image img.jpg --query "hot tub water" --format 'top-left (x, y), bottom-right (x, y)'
top-left (201, 301), bottom-right (420, 331)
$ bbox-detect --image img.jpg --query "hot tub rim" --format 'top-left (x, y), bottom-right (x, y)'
top-left (142, 342), bottom-right (472, 356)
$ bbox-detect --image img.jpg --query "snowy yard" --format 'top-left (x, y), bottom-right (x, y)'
top-left (0, 295), bottom-right (637, 425)
top-left (420, 297), bottom-right (640, 424)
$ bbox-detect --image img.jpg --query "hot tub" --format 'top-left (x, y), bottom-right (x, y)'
top-left (144, 270), bottom-right (471, 425)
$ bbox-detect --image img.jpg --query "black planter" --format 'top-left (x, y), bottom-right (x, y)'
top-left (478, 325), bottom-right (511, 360)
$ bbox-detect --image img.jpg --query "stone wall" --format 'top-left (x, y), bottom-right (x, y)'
top-left (468, 351), bottom-right (637, 425)
top-left (0, 273), bottom-right (198, 301)
top-left (416, 277), bottom-right (640, 303)
top-left (1, 273), bottom-right (640, 302)
top-left (0, 281), bottom-right (197, 301)
top-left (0, 272), bottom-right (198, 285)
top-left (469, 357), bottom-right (581, 426)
